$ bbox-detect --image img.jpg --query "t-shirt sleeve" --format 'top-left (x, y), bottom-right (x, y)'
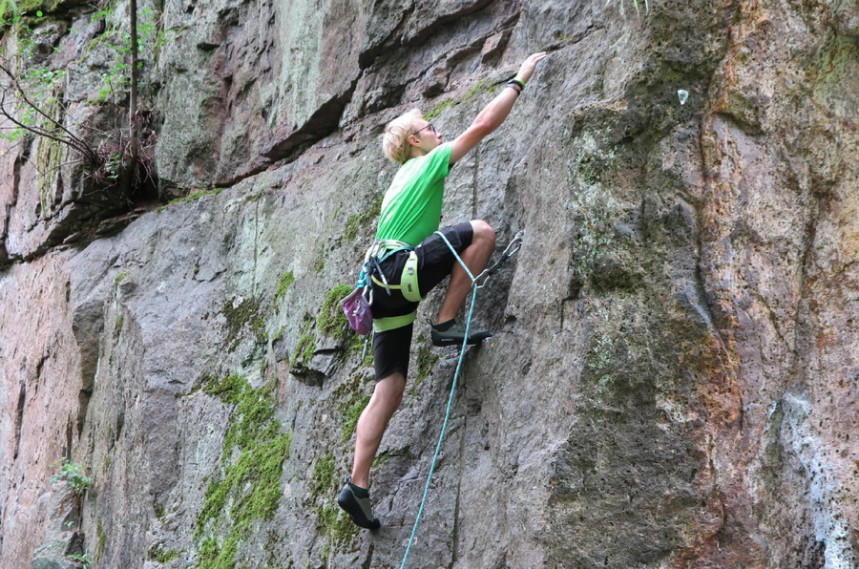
top-left (421, 142), bottom-right (453, 183)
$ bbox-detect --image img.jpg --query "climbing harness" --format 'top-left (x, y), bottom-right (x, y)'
top-left (342, 238), bottom-right (428, 334)
top-left (368, 249), bottom-right (422, 306)
top-left (399, 229), bottom-right (524, 569)
top-left (341, 239), bottom-right (418, 335)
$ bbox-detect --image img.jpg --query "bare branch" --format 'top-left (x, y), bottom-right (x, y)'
top-left (0, 61), bottom-right (98, 163)
top-left (0, 99), bottom-right (92, 157)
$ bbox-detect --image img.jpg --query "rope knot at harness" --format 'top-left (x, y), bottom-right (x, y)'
top-left (398, 229), bottom-right (524, 569)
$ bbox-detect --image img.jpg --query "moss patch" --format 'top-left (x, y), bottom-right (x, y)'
top-left (316, 503), bottom-right (359, 546)
top-left (274, 270), bottom-right (295, 302)
top-left (195, 374), bottom-right (292, 569)
top-left (221, 296), bottom-right (266, 352)
top-left (425, 98), bottom-right (456, 121)
top-left (2, 0), bottom-right (52, 19)
top-left (163, 187), bottom-right (226, 208)
top-left (346, 330), bottom-right (370, 362)
top-left (312, 255), bottom-right (325, 274)
top-left (317, 285), bottom-right (352, 338)
top-left (148, 543), bottom-right (181, 563)
top-left (340, 394), bottom-right (371, 443)
top-left (294, 333), bottom-right (316, 365)
top-left (415, 343), bottom-right (439, 385)
top-left (314, 471), bottom-right (360, 551)
top-left (425, 77), bottom-right (496, 121)
top-left (96, 518), bottom-right (106, 563)
top-left (330, 372), bottom-right (373, 443)
top-left (343, 193), bottom-right (383, 242)
top-left (372, 451), bottom-right (390, 469)
top-left (35, 108), bottom-right (63, 219)
top-left (309, 454), bottom-right (337, 500)
top-left (290, 313), bottom-right (317, 369)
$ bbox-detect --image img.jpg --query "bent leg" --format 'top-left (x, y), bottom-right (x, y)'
top-left (436, 219), bottom-right (496, 324)
top-left (349, 372), bottom-right (406, 489)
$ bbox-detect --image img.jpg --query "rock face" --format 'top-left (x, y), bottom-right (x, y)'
top-left (1, 0), bottom-right (857, 568)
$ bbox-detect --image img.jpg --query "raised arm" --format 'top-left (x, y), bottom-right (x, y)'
top-left (450, 52), bottom-right (548, 165)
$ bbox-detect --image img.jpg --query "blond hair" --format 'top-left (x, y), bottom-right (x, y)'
top-left (382, 109), bottom-right (422, 164)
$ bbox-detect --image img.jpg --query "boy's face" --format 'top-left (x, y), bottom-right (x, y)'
top-left (410, 120), bottom-right (442, 153)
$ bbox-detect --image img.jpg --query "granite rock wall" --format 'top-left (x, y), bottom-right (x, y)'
top-left (0, 0), bottom-right (857, 567)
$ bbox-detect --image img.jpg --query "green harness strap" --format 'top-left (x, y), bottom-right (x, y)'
top-left (401, 251), bottom-right (421, 301)
top-left (372, 312), bottom-right (416, 333)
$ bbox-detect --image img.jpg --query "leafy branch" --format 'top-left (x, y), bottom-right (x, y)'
top-left (0, 4), bottom-right (162, 203)
top-left (0, 61), bottom-right (100, 165)
top-left (50, 457), bottom-right (94, 493)
top-left (0, 0), bottom-right (18, 24)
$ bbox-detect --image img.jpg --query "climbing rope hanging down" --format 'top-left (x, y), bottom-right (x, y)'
top-left (399, 230), bottom-right (524, 569)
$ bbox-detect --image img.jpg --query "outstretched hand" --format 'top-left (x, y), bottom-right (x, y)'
top-left (515, 52), bottom-right (548, 84)
top-left (448, 51), bottom-right (549, 165)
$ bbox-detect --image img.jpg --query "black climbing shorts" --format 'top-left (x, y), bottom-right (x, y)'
top-left (371, 222), bottom-right (474, 381)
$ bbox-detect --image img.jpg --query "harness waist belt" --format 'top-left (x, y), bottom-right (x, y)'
top-left (373, 311), bottom-right (416, 333)
top-left (365, 239), bottom-right (413, 263)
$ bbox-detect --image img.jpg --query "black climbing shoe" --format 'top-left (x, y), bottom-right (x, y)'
top-left (337, 478), bottom-right (381, 530)
top-left (430, 319), bottom-right (492, 347)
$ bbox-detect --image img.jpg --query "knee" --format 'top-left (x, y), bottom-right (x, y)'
top-left (470, 220), bottom-right (496, 249)
top-left (375, 373), bottom-right (405, 409)
top-left (386, 384), bottom-right (404, 409)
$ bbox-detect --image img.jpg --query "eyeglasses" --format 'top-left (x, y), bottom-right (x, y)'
top-left (413, 123), bottom-right (437, 136)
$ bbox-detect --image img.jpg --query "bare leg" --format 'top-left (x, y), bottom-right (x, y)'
top-left (436, 220), bottom-right (496, 324)
top-left (349, 373), bottom-right (406, 488)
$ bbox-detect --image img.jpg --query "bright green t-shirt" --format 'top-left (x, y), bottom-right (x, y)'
top-left (375, 142), bottom-right (453, 247)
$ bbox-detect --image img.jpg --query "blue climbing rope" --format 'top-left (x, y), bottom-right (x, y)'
top-left (399, 230), bottom-right (523, 569)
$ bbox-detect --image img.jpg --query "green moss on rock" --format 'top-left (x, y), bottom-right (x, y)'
top-left (293, 333), bottom-right (316, 367)
top-left (96, 518), bottom-right (106, 563)
top-left (415, 343), bottom-right (439, 385)
top-left (425, 77), bottom-right (495, 121)
top-left (315, 503), bottom-right (359, 545)
top-left (343, 193), bottom-right (383, 242)
top-left (317, 285), bottom-right (352, 337)
top-left (309, 454), bottom-right (337, 500)
top-left (312, 256), bottom-right (325, 274)
top-left (2, 0), bottom-right (51, 18)
top-left (195, 374), bottom-right (292, 569)
top-left (290, 313), bottom-right (318, 369)
top-left (221, 296), bottom-right (267, 351)
top-left (340, 394), bottom-right (370, 443)
top-left (35, 119), bottom-right (63, 218)
top-left (164, 187), bottom-right (226, 208)
top-left (148, 543), bottom-right (181, 563)
top-left (274, 270), bottom-right (295, 302)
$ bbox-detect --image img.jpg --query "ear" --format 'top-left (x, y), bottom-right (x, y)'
top-left (407, 133), bottom-right (420, 148)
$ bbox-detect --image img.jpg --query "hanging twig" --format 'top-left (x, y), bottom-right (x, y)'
top-left (0, 61), bottom-right (99, 164)
top-left (0, 93), bottom-right (85, 154)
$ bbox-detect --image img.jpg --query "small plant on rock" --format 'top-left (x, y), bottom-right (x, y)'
top-left (68, 550), bottom-right (91, 569)
top-left (50, 457), bottom-right (94, 493)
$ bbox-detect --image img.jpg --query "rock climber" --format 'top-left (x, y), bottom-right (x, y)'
top-left (337, 52), bottom-right (548, 529)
